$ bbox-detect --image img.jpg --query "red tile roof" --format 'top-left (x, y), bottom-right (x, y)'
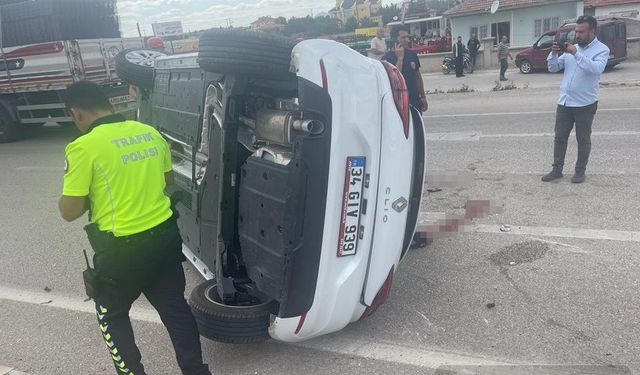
top-left (585, 0), bottom-right (640, 6)
top-left (445, 0), bottom-right (579, 16)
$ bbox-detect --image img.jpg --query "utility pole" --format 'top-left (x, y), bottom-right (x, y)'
top-left (136, 22), bottom-right (142, 37)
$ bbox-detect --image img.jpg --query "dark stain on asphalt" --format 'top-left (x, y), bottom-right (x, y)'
top-left (546, 318), bottom-right (594, 342)
top-left (489, 240), bottom-right (551, 303)
top-left (490, 240), bottom-right (550, 266)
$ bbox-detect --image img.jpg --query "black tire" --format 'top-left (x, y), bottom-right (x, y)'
top-left (188, 279), bottom-right (274, 344)
top-left (0, 105), bottom-right (20, 143)
top-left (198, 29), bottom-right (296, 78)
top-left (464, 60), bottom-right (474, 74)
top-left (519, 59), bottom-right (532, 74)
top-left (115, 49), bottom-right (166, 89)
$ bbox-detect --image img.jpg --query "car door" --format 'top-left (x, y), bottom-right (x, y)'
top-left (532, 31), bottom-right (556, 69)
top-left (598, 23), bottom-right (616, 61)
top-left (613, 22), bottom-right (627, 60)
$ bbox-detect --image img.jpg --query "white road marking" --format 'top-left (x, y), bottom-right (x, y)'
top-left (424, 107), bottom-right (640, 119)
top-left (525, 237), bottom-right (590, 254)
top-left (295, 335), bottom-right (514, 368)
top-left (15, 166), bottom-right (60, 171)
top-left (470, 224), bottom-right (640, 243)
top-left (426, 130), bottom-right (640, 141)
top-left (0, 285), bottom-right (161, 324)
top-left (0, 284), bottom-right (516, 369)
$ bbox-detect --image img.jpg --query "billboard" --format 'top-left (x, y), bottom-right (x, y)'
top-left (152, 21), bottom-right (184, 37)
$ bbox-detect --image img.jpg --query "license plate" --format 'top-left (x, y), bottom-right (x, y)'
top-left (109, 94), bottom-right (134, 105)
top-left (337, 156), bottom-right (366, 257)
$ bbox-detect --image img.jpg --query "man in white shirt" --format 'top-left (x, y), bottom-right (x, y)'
top-left (368, 28), bottom-right (387, 60)
top-left (542, 16), bottom-right (609, 184)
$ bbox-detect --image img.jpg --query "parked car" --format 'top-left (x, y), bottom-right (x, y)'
top-left (516, 17), bottom-right (627, 74)
top-left (116, 30), bottom-right (426, 344)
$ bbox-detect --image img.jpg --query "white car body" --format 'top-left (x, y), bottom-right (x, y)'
top-left (270, 40), bottom-right (424, 342)
top-left (151, 39), bottom-right (425, 343)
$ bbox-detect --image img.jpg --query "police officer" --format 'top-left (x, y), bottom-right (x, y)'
top-left (58, 81), bottom-right (211, 375)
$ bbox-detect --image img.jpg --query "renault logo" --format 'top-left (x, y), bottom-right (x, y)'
top-left (392, 197), bottom-right (408, 213)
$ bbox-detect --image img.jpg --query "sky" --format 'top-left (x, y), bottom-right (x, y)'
top-left (117, 0), bottom-right (342, 37)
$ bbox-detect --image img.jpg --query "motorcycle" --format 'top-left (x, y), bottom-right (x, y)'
top-left (442, 51), bottom-right (474, 75)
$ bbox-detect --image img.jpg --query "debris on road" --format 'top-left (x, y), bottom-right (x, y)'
top-left (500, 224), bottom-right (512, 232)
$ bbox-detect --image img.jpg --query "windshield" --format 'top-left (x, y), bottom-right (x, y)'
top-left (558, 28), bottom-right (576, 44)
top-left (536, 32), bottom-right (556, 49)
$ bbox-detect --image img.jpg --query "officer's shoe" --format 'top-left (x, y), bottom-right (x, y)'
top-left (542, 169), bottom-right (563, 182)
top-left (571, 170), bottom-right (586, 184)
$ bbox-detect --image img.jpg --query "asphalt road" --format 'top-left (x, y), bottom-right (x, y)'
top-left (1, 67), bottom-right (640, 374)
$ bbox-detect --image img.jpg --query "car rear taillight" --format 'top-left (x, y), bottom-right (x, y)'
top-left (381, 61), bottom-right (410, 139)
top-left (320, 59), bottom-right (328, 90)
top-left (295, 313), bottom-right (307, 335)
top-left (361, 266), bottom-right (394, 319)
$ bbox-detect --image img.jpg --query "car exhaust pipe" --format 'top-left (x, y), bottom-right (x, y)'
top-left (293, 119), bottom-right (324, 135)
top-left (255, 109), bottom-right (324, 146)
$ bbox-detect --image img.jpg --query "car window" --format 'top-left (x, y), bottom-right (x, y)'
top-left (558, 29), bottom-right (575, 44)
top-left (537, 33), bottom-right (555, 49)
top-left (600, 24), bottom-right (615, 41)
top-left (616, 23), bottom-right (626, 38)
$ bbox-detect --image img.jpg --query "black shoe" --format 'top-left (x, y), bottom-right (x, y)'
top-left (500, 77), bottom-right (508, 81)
top-left (542, 169), bottom-right (563, 182)
top-left (571, 171), bottom-right (586, 183)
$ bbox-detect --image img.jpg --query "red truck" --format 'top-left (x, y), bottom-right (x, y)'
top-left (516, 18), bottom-right (627, 74)
top-left (0, 37), bottom-right (146, 142)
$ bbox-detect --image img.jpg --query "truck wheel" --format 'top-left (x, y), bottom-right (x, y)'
top-left (198, 29), bottom-right (296, 79)
top-left (115, 49), bottom-right (166, 89)
top-left (188, 279), bottom-right (274, 344)
top-left (0, 106), bottom-right (20, 143)
top-left (519, 60), bottom-right (532, 74)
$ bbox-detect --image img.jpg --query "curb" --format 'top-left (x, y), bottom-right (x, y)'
top-left (0, 365), bottom-right (29, 375)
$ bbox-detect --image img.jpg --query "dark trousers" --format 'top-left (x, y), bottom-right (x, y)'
top-left (500, 59), bottom-right (508, 78)
top-left (552, 102), bottom-right (598, 172)
top-left (89, 219), bottom-right (210, 375)
top-left (455, 57), bottom-right (464, 76)
top-left (470, 52), bottom-right (477, 67)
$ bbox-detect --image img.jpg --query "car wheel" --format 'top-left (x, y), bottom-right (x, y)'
top-left (464, 61), bottom-right (474, 74)
top-left (115, 49), bottom-right (166, 89)
top-left (188, 279), bottom-right (275, 344)
top-left (519, 59), bottom-right (532, 74)
top-left (0, 105), bottom-right (20, 143)
top-left (198, 29), bottom-right (296, 79)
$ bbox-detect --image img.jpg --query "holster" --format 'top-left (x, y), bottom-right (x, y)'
top-left (82, 223), bottom-right (118, 299)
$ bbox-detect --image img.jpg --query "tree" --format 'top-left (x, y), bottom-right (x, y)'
top-left (358, 17), bottom-right (378, 28)
top-left (380, 3), bottom-right (399, 24)
top-left (283, 15), bottom-right (343, 37)
top-left (276, 16), bottom-right (287, 25)
top-left (344, 16), bottom-right (358, 32)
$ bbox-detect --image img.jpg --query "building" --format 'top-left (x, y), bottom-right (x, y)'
top-left (329, 0), bottom-right (383, 26)
top-left (585, 0), bottom-right (640, 18)
top-left (444, 0), bottom-right (584, 47)
top-left (250, 16), bottom-right (285, 33)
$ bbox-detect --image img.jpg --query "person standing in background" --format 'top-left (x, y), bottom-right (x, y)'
top-left (368, 28), bottom-right (387, 60)
top-left (498, 35), bottom-right (513, 81)
top-left (467, 33), bottom-right (480, 68)
top-left (541, 16), bottom-right (609, 184)
top-left (382, 26), bottom-right (428, 113)
top-left (453, 36), bottom-right (465, 77)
